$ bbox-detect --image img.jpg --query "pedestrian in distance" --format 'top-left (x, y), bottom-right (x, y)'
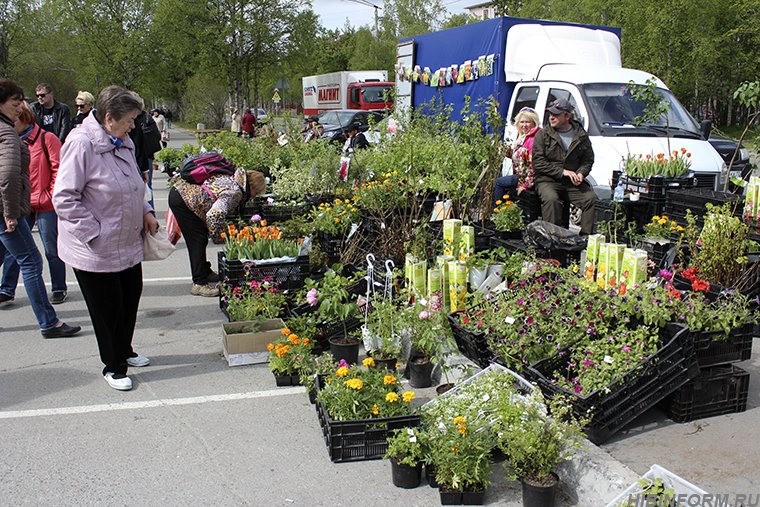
top-left (31, 83), bottom-right (72, 143)
top-left (342, 122), bottom-right (369, 154)
top-left (72, 91), bottom-right (95, 128)
top-left (230, 107), bottom-right (241, 136)
top-left (241, 108), bottom-right (256, 138)
top-left (152, 108), bottom-right (168, 148)
top-left (532, 98), bottom-right (597, 235)
top-left (0, 77), bottom-right (81, 338)
top-left (54, 85), bottom-right (159, 391)
top-left (1, 101), bottom-right (69, 305)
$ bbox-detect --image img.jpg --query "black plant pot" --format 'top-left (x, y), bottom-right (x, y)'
top-left (462, 488), bottom-right (486, 505)
top-left (521, 472), bottom-right (559, 507)
top-left (426, 464), bottom-right (439, 488)
top-left (370, 354), bottom-right (398, 371)
top-left (329, 336), bottom-right (361, 365)
top-left (390, 458), bottom-right (422, 489)
top-left (409, 357), bottom-right (434, 388)
top-left (439, 489), bottom-right (463, 505)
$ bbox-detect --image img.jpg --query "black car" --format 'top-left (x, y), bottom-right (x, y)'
top-left (316, 109), bottom-right (386, 145)
top-left (708, 132), bottom-right (752, 185)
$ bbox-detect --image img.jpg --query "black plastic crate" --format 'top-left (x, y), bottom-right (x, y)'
top-left (447, 311), bottom-right (493, 369)
top-left (260, 202), bottom-right (312, 224)
top-left (528, 323), bottom-right (699, 445)
top-left (664, 365), bottom-right (750, 423)
top-left (315, 375), bottom-right (420, 463)
top-left (315, 230), bottom-right (345, 261)
top-left (688, 323), bottom-right (754, 368)
top-left (621, 174), bottom-right (695, 199)
top-left (217, 251), bottom-right (311, 291)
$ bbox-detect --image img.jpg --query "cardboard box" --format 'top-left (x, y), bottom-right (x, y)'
top-left (443, 219), bottom-right (462, 257)
top-left (458, 225), bottom-right (475, 261)
top-left (596, 242), bottom-right (610, 288)
top-left (448, 260), bottom-right (468, 312)
top-left (222, 318), bottom-right (286, 366)
top-left (620, 248), bottom-right (648, 290)
top-left (584, 234), bottom-right (605, 281)
top-left (605, 244), bottom-right (626, 289)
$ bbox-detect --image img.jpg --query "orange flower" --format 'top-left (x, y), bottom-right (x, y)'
top-left (680, 147), bottom-right (687, 154)
top-left (280, 328), bottom-right (291, 336)
top-left (267, 343), bottom-right (274, 352)
top-left (260, 219), bottom-right (267, 226)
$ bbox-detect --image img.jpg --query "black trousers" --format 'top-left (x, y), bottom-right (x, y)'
top-left (168, 187), bottom-right (213, 284)
top-left (74, 264), bottom-right (142, 375)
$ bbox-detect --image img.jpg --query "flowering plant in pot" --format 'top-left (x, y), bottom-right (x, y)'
top-left (222, 278), bottom-right (287, 321)
top-left (266, 327), bottom-right (313, 385)
top-left (385, 427), bottom-right (424, 489)
top-left (298, 352), bottom-right (337, 404)
top-left (492, 194), bottom-right (525, 234)
top-left (315, 361), bottom-right (416, 421)
top-left (421, 414), bottom-right (493, 503)
top-left (493, 390), bottom-right (587, 507)
top-left (309, 197), bottom-right (360, 235)
top-left (403, 298), bottom-right (454, 388)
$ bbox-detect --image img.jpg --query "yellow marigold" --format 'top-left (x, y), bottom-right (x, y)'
top-left (451, 445), bottom-right (459, 453)
top-left (386, 392), bottom-right (399, 403)
top-left (505, 200), bottom-right (513, 206)
top-left (288, 333), bottom-right (299, 342)
top-left (402, 391), bottom-right (415, 403)
top-left (502, 194), bottom-right (509, 199)
top-left (275, 344), bottom-right (290, 358)
top-left (496, 199), bottom-right (503, 205)
top-left (303, 338), bottom-right (311, 346)
top-left (326, 377), bottom-right (332, 383)
top-left (453, 416), bottom-right (466, 425)
top-left (652, 216), bottom-right (660, 221)
top-left (457, 425), bottom-right (467, 436)
top-left (280, 328), bottom-right (291, 336)
top-left (493, 208), bottom-right (499, 213)
top-left (335, 366), bottom-right (350, 377)
top-left (267, 343), bottom-right (274, 352)
top-left (372, 404), bottom-right (379, 415)
top-left (383, 374), bottom-right (397, 385)
top-left (362, 357), bottom-right (375, 367)
top-left (334, 217), bottom-right (341, 223)
top-left (344, 378), bottom-right (363, 390)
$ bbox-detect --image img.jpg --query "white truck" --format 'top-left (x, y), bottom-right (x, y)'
top-left (302, 70), bottom-right (394, 117)
top-left (396, 17), bottom-right (725, 197)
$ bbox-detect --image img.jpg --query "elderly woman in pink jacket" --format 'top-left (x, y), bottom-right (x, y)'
top-left (54, 85), bottom-right (159, 391)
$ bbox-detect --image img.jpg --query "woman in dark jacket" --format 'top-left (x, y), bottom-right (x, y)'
top-left (241, 109), bottom-right (256, 138)
top-left (0, 78), bottom-right (80, 338)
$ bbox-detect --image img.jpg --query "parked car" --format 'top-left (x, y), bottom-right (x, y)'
top-left (708, 132), bottom-right (752, 188)
top-left (256, 108), bottom-right (269, 124)
top-left (316, 109), bottom-right (386, 145)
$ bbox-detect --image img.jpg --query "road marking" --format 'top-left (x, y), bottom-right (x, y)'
top-left (0, 388), bottom-right (304, 420)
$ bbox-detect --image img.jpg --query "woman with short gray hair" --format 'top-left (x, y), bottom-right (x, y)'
top-left (54, 85), bottom-right (159, 391)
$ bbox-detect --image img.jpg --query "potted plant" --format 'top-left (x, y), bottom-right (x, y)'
top-left (422, 414), bottom-right (493, 504)
top-left (309, 197), bottom-right (360, 262)
top-left (491, 194), bottom-right (525, 238)
top-left (266, 327), bottom-right (313, 386)
top-left (494, 390), bottom-right (587, 507)
top-left (300, 269), bottom-right (364, 364)
top-left (384, 427), bottom-right (424, 489)
top-left (403, 299), bottom-right (453, 388)
top-left (221, 278), bottom-right (288, 322)
top-left (637, 214), bottom-right (684, 270)
top-left (363, 298), bottom-right (403, 370)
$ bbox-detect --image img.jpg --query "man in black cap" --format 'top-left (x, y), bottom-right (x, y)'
top-left (343, 122), bottom-right (369, 154)
top-left (532, 98), bottom-right (597, 234)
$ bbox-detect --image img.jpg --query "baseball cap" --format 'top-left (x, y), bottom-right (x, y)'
top-left (546, 99), bottom-right (574, 115)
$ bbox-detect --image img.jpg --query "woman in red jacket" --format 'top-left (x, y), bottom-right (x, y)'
top-left (1, 101), bottom-right (68, 304)
top-left (241, 108), bottom-right (256, 138)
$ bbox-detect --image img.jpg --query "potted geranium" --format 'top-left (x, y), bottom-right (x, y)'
top-left (494, 390), bottom-right (587, 507)
top-left (384, 427), bottom-right (424, 489)
top-left (266, 327), bottom-right (313, 386)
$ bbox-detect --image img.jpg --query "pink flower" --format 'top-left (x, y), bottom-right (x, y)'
top-left (251, 214), bottom-right (262, 222)
top-left (419, 310), bottom-right (429, 319)
top-left (621, 346), bottom-right (632, 352)
top-left (338, 359), bottom-right (349, 368)
top-left (306, 288), bottom-right (319, 306)
top-left (658, 269), bottom-right (673, 281)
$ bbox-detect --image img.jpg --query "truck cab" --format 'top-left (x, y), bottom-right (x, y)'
top-left (347, 82), bottom-right (394, 110)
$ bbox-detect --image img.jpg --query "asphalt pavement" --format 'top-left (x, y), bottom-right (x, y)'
top-left (1, 125), bottom-right (757, 506)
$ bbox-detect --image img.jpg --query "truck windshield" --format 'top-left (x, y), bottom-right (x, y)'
top-left (583, 83), bottom-right (701, 136)
top-left (362, 85), bottom-right (392, 104)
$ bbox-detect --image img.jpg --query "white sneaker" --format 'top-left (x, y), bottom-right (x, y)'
top-left (191, 283), bottom-right (220, 297)
top-left (127, 354), bottom-right (150, 367)
top-left (104, 372), bottom-right (133, 391)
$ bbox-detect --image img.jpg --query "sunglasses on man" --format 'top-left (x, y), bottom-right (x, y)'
top-left (36, 93), bottom-right (47, 98)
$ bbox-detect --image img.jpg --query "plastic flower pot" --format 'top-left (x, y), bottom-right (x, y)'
top-left (390, 458), bottom-right (422, 489)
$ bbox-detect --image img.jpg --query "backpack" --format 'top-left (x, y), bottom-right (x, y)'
top-left (141, 114), bottom-right (162, 157)
top-left (179, 151), bottom-right (236, 184)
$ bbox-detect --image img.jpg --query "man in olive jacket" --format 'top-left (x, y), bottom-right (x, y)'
top-left (532, 99), bottom-right (597, 234)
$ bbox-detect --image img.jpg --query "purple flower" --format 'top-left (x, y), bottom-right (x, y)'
top-left (419, 310), bottom-right (429, 319)
top-left (658, 269), bottom-right (674, 281)
top-left (306, 288), bottom-right (319, 306)
top-left (251, 214), bottom-right (262, 222)
top-left (582, 359), bottom-right (595, 367)
top-left (574, 384), bottom-right (583, 394)
top-left (338, 359), bottom-right (349, 368)
top-left (621, 346), bottom-right (632, 352)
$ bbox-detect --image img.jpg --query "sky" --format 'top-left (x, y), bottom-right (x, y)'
top-left (311, 0), bottom-right (472, 31)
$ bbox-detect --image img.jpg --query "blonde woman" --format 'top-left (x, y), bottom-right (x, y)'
top-left (495, 107), bottom-right (541, 204)
top-left (72, 90), bottom-right (95, 128)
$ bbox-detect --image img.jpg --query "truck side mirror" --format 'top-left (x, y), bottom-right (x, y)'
top-left (700, 119), bottom-right (712, 140)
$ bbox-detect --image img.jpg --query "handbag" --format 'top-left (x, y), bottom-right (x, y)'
top-left (143, 230), bottom-right (176, 261)
top-left (166, 208), bottom-right (181, 245)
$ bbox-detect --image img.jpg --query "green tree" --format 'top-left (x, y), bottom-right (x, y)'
top-left (382, 0), bottom-right (444, 38)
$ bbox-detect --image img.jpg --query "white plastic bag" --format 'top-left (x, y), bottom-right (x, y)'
top-left (143, 230), bottom-right (176, 261)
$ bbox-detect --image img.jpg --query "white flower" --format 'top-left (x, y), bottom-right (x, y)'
top-left (481, 393), bottom-right (490, 402)
top-left (409, 436), bottom-right (417, 443)
top-left (603, 355), bottom-right (613, 364)
top-left (504, 316), bottom-right (515, 324)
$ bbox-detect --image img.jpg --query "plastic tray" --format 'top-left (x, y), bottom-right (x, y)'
top-left (605, 464), bottom-right (708, 507)
top-left (217, 251), bottom-right (311, 291)
top-left (663, 364), bottom-right (750, 423)
top-left (315, 375), bottom-right (420, 463)
top-left (528, 323), bottom-right (699, 445)
top-left (689, 323), bottom-right (754, 368)
top-left (447, 310), bottom-right (493, 369)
